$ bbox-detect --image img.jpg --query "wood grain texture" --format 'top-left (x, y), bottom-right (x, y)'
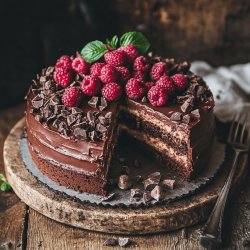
top-left (0, 104), bottom-right (28, 250)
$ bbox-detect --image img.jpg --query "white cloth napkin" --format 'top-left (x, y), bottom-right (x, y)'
top-left (190, 61), bottom-right (250, 122)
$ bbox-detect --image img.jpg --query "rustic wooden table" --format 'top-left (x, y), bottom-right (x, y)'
top-left (0, 104), bottom-right (249, 250)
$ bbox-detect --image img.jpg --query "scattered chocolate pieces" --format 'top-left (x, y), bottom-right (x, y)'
top-left (101, 193), bottom-right (116, 202)
top-left (118, 237), bottom-right (131, 247)
top-left (151, 185), bottom-right (164, 201)
top-left (118, 175), bottom-right (132, 190)
top-left (170, 112), bottom-right (183, 121)
top-left (103, 238), bottom-right (118, 246)
top-left (99, 97), bottom-right (108, 111)
top-left (162, 179), bottom-right (175, 190)
top-left (32, 95), bottom-right (44, 109)
top-left (130, 188), bottom-right (142, 198)
top-left (88, 96), bottom-right (99, 108)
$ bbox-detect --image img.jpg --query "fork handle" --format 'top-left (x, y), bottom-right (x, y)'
top-left (200, 150), bottom-right (240, 249)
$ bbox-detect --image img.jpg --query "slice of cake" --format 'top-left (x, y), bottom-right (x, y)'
top-left (25, 32), bottom-right (214, 196)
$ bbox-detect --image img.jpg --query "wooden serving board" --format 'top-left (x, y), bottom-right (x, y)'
top-left (3, 118), bottom-right (248, 235)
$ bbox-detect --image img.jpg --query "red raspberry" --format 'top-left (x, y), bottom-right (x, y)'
top-left (171, 74), bottom-right (189, 92)
top-left (90, 63), bottom-right (105, 77)
top-left (100, 65), bottom-right (118, 84)
top-left (104, 51), bottom-right (127, 66)
top-left (116, 66), bottom-right (130, 84)
top-left (102, 82), bottom-right (122, 101)
top-left (147, 86), bottom-right (168, 107)
top-left (72, 56), bottom-right (90, 75)
top-left (133, 56), bottom-right (150, 73)
top-left (62, 87), bottom-right (82, 107)
top-left (156, 76), bottom-right (175, 95)
top-left (80, 76), bottom-right (101, 96)
top-left (133, 71), bottom-right (146, 82)
top-left (55, 55), bottom-right (72, 69)
top-left (126, 78), bottom-right (146, 100)
top-left (54, 67), bottom-right (74, 87)
top-left (118, 45), bottom-right (139, 64)
top-left (150, 62), bottom-right (168, 81)
top-left (143, 82), bottom-right (155, 91)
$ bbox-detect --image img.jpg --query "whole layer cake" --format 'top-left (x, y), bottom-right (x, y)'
top-left (25, 32), bottom-right (214, 196)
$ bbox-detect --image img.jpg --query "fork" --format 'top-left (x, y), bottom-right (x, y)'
top-left (200, 114), bottom-right (250, 249)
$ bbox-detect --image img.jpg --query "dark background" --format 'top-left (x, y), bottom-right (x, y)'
top-left (0, 0), bottom-right (250, 110)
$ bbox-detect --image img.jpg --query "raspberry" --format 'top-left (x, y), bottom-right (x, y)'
top-left (90, 63), bottom-right (105, 77)
top-left (102, 82), bottom-right (122, 101)
top-left (147, 86), bottom-right (168, 107)
top-left (72, 55), bottom-right (89, 75)
top-left (133, 56), bottom-right (150, 73)
top-left (80, 76), bottom-right (101, 96)
top-left (62, 87), bottom-right (82, 107)
top-left (133, 71), bottom-right (146, 82)
top-left (171, 74), bottom-right (189, 92)
top-left (104, 50), bottom-right (126, 66)
top-left (125, 78), bottom-right (146, 100)
top-left (156, 76), bottom-right (175, 95)
top-left (54, 67), bottom-right (74, 87)
top-left (143, 82), bottom-right (155, 91)
top-left (150, 62), bottom-right (168, 81)
top-left (100, 65), bottom-right (118, 84)
top-left (118, 45), bottom-right (139, 64)
top-left (55, 55), bottom-right (72, 69)
top-left (116, 66), bottom-right (130, 84)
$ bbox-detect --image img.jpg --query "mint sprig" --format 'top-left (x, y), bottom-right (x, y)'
top-left (106, 35), bottom-right (119, 50)
top-left (81, 40), bottom-right (108, 64)
top-left (120, 32), bottom-right (150, 54)
top-left (0, 173), bottom-right (11, 192)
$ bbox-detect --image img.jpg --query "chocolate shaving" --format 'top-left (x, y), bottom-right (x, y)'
top-left (191, 109), bottom-right (200, 117)
top-left (71, 107), bottom-right (82, 114)
top-left (96, 123), bottom-right (107, 133)
top-left (67, 114), bottom-right (77, 126)
top-left (101, 193), bottom-right (116, 202)
top-left (99, 97), bottom-right (108, 111)
top-left (151, 185), bottom-right (164, 201)
top-left (170, 112), bottom-right (183, 121)
top-left (32, 96), bottom-right (44, 109)
top-left (141, 96), bottom-right (147, 103)
top-left (183, 114), bottom-right (191, 124)
top-left (118, 175), bottom-right (132, 190)
top-left (50, 95), bottom-right (60, 105)
top-left (103, 238), bottom-right (118, 246)
top-left (74, 128), bottom-right (87, 140)
top-left (162, 179), bottom-right (175, 190)
top-left (176, 95), bottom-right (189, 104)
top-left (148, 172), bottom-right (161, 182)
top-left (87, 111), bottom-right (94, 122)
top-left (131, 188), bottom-right (142, 198)
top-left (118, 237), bottom-right (131, 247)
top-left (105, 112), bottom-right (112, 121)
top-left (181, 96), bottom-right (194, 113)
top-left (45, 66), bottom-right (54, 76)
top-left (98, 116), bottom-right (106, 125)
top-left (88, 96), bottom-right (99, 108)
top-left (89, 130), bottom-right (98, 141)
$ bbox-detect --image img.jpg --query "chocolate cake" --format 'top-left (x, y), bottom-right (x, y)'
top-left (25, 32), bottom-right (214, 196)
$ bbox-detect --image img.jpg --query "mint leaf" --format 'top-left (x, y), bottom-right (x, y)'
top-left (120, 32), bottom-right (150, 54)
top-left (81, 40), bottom-right (108, 64)
top-left (1, 182), bottom-right (11, 192)
top-left (110, 35), bottom-right (118, 49)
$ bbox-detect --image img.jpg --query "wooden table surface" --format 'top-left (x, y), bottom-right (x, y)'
top-left (0, 104), bottom-right (249, 250)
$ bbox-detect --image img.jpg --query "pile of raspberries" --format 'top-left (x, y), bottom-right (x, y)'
top-left (53, 45), bottom-right (189, 108)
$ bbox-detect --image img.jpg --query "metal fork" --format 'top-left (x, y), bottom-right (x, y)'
top-left (200, 114), bottom-right (250, 249)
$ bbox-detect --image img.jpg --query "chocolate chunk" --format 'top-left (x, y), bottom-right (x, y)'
top-left (50, 95), bottom-right (60, 105)
top-left (71, 107), bottom-right (82, 114)
top-left (96, 123), bottom-right (107, 133)
top-left (183, 114), bottom-right (191, 124)
top-left (88, 96), bottom-right (99, 108)
top-left (46, 66), bottom-right (54, 76)
top-left (134, 159), bottom-right (141, 168)
top-left (181, 96), bottom-right (194, 113)
top-left (118, 237), bottom-right (131, 247)
top-left (118, 175), bottom-right (132, 190)
top-left (135, 175), bottom-right (142, 183)
top-left (162, 179), bottom-right (175, 190)
top-left (39, 75), bottom-right (47, 84)
top-left (99, 97), bottom-right (108, 111)
top-left (105, 112), bottom-right (112, 121)
top-left (32, 96), bottom-right (44, 109)
top-left (87, 111), bottom-right (94, 122)
top-left (103, 238), bottom-right (118, 246)
top-left (67, 114), bottom-right (77, 126)
top-left (143, 178), bottom-right (158, 191)
top-left (141, 96), bottom-right (148, 103)
top-left (148, 172), bottom-right (161, 182)
top-left (89, 130), bottom-right (98, 141)
top-left (191, 109), bottom-right (200, 117)
top-left (101, 193), bottom-right (116, 202)
top-left (131, 188), bottom-right (142, 198)
top-left (151, 185), bottom-right (164, 201)
top-left (61, 109), bottom-right (71, 118)
top-left (74, 128), bottom-right (87, 140)
top-left (43, 80), bottom-right (52, 90)
top-left (176, 95), bottom-right (189, 104)
top-left (52, 119), bottom-right (61, 128)
top-left (143, 192), bottom-right (153, 203)
top-left (121, 166), bottom-right (130, 175)
top-left (98, 116), bottom-right (106, 125)
top-left (170, 112), bottom-right (183, 121)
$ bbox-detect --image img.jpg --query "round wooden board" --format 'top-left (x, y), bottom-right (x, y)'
top-left (3, 118), bottom-right (248, 235)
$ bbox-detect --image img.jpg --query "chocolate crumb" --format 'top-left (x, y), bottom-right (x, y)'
top-left (130, 188), bottom-right (142, 198)
top-left (170, 112), bottom-right (183, 121)
top-left (103, 238), bottom-right (118, 246)
top-left (162, 179), bottom-right (175, 190)
top-left (118, 175), bottom-right (132, 190)
top-left (88, 96), bottom-right (99, 108)
top-left (151, 185), bottom-right (164, 201)
top-left (118, 237), bottom-right (131, 247)
top-left (101, 193), bottom-right (116, 202)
